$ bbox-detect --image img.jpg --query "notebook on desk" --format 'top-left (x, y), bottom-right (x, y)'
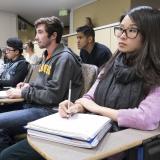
top-left (26, 113), bottom-right (111, 148)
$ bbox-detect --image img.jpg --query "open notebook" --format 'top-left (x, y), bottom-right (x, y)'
top-left (26, 113), bottom-right (111, 148)
top-left (0, 91), bottom-right (8, 98)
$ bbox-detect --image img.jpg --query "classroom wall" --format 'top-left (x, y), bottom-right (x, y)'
top-left (72, 0), bottom-right (160, 32)
top-left (73, 0), bottom-right (131, 31)
top-left (0, 11), bottom-right (17, 48)
top-left (69, 0), bottom-right (160, 55)
top-left (131, 0), bottom-right (160, 8)
top-left (94, 24), bottom-right (118, 53)
top-left (0, 12), bottom-right (35, 48)
top-left (18, 24), bottom-right (35, 43)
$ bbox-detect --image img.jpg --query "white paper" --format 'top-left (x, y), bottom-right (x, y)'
top-left (0, 91), bottom-right (8, 98)
top-left (28, 124), bottom-right (111, 148)
top-left (26, 113), bottom-right (111, 141)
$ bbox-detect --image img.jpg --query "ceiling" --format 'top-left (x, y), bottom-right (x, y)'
top-left (0, 0), bottom-right (94, 26)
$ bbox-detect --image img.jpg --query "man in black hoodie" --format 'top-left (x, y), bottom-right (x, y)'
top-left (0, 37), bottom-right (29, 89)
top-left (0, 16), bottom-right (83, 157)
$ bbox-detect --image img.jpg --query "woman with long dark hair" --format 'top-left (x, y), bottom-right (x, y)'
top-left (59, 6), bottom-right (160, 160)
top-left (60, 6), bottom-right (160, 135)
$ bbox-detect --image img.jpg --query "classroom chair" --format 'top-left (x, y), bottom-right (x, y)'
top-left (80, 63), bottom-right (98, 96)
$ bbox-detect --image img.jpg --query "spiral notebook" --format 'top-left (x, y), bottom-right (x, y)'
top-left (26, 113), bottom-right (111, 148)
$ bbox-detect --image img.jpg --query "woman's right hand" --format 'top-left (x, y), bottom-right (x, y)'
top-left (58, 100), bottom-right (84, 118)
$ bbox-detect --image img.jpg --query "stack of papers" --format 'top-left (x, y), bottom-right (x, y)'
top-left (26, 113), bottom-right (111, 148)
top-left (0, 91), bottom-right (8, 98)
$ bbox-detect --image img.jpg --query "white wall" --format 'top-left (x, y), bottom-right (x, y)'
top-left (0, 11), bottom-right (17, 48)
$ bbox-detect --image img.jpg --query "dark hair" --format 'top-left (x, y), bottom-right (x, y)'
top-left (76, 25), bottom-right (95, 41)
top-left (34, 16), bottom-right (63, 43)
top-left (26, 40), bottom-right (34, 52)
top-left (102, 6), bottom-right (160, 94)
top-left (7, 37), bottom-right (23, 54)
top-left (85, 17), bottom-right (94, 28)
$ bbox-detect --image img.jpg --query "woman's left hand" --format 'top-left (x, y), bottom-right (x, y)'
top-left (75, 98), bottom-right (101, 114)
top-left (76, 98), bottom-right (118, 121)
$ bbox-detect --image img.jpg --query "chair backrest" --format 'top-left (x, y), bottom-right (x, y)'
top-left (81, 64), bottom-right (98, 96)
top-left (24, 64), bottom-right (40, 83)
top-left (24, 64), bottom-right (32, 83)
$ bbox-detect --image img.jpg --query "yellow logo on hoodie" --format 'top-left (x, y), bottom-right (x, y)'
top-left (39, 64), bottom-right (51, 75)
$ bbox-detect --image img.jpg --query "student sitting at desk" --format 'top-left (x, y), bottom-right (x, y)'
top-left (77, 25), bottom-right (112, 67)
top-left (0, 6), bottom-right (160, 160)
top-left (60, 5), bottom-right (160, 130)
top-left (59, 6), bottom-right (160, 160)
top-left (24, 40), bottom-right (41, 65)
top-left (0, 16), bottom-right (83, 160)
top-left (0, 49), bottom-right (4, 75)
top-left (0, 37), bottom-right (29, 89)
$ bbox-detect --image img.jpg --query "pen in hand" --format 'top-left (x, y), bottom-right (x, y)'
top-left (67, 80), bottom-right (72, 117)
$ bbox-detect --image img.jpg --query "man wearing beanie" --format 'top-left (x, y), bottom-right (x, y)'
top-left (0, 37), bottom-right (29, 89)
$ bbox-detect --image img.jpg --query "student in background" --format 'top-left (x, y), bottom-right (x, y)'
top-left (0, 16), bottom-right (83, 159)
top-left (85, 17), bottom-right (94, 28)
top-left (77, 25), bottom-right (112, 67)
top-left (0, 49), bottom-right (4, 75)
top-left (24, 40), bottom-right (40, 65)
top-left (0, 37), bottom-right (29, 89)
top-left (2, 48), bottom-right (10, 64)
top-left (59, 6), bottom-right (160, 160)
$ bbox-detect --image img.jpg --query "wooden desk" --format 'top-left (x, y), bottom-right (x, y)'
top-left (27, 128), bottom-right (160, 160)
top-left (0, 98), bottom-right (24, 105)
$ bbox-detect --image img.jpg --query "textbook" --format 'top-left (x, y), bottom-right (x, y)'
top-left (0, 91), bottom-right (8, 98)
top-left (26, 113), bottom-right (111, 148)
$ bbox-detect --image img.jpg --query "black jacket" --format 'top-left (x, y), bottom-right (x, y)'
top-left (22, 44), bottom-right (83, 107)
top-left (80, 42), bottom-right (112, 67)
top-left (0, 55), bottom-right (29, 88)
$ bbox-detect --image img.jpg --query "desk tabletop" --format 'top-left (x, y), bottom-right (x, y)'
top-left (27, 128), bottom-right (160, 160)
top-left (0, 98), bottom-right (24, 105)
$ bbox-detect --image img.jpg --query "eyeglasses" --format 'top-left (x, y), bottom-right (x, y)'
top-left (5, 48), bottom-right (15, 53)
top-left (114, 26), bottom-right (139, 39)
